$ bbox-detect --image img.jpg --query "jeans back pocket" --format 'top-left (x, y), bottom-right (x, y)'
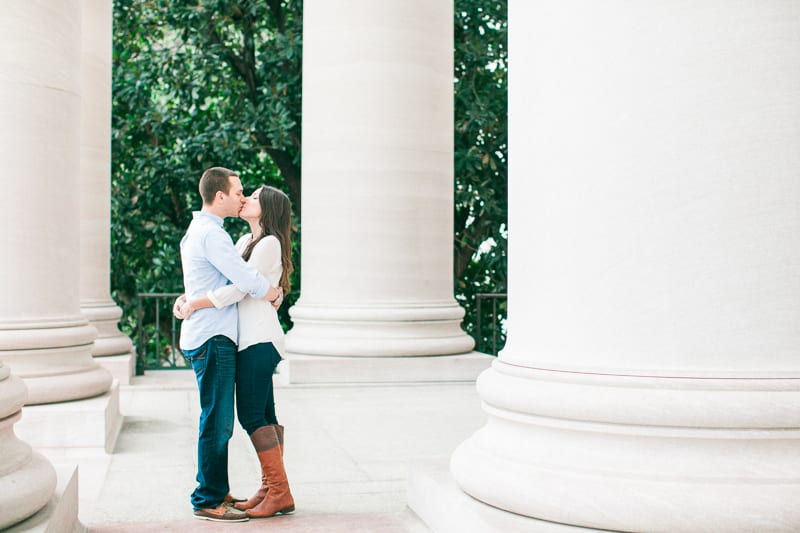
top-left (182, 344), bottom-right (208, 376)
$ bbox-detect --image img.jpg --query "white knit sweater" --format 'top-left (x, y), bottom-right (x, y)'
top-left (207, 233), bottom-right (285, 354)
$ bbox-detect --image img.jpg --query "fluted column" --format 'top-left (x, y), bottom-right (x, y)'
top-left (451, 2), bottom-right (800, 531)
top-left (287, 0), bottom-right (474, 357)
top-left (0, 362), bottom-right (57, 529)
top-left (0, 1), bottom-right (113, 404)
top-left (79, 0), bottom-right (135, 374)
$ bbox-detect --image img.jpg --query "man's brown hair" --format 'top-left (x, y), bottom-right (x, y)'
top-left (199, 167), bottom-right (238, 205)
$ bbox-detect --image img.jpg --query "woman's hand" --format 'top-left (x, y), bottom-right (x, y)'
top-left (180, 299), bottom-right (195, 319)
top-left (173, 294), bottom-right (189, 319)
top-left (271, 287), bottom-right (284, 310)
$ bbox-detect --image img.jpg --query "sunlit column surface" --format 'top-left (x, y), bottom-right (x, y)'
top-left (287, 0), bottom-right (474, 357)
top-left (79, 0), bottom-right (135, 371)
top-left (0, 362), bottom-right (56, 529)
top-left (451, 1), bottom-right (800, 531)
top-left (0, 1), bottom-right (112, 404)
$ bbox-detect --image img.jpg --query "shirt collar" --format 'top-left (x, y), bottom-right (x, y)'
top-left (193, 210), bottom-right (224, 226)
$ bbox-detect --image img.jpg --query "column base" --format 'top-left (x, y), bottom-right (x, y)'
top-left (81, 303), bottom-right (135, 385)
top-left (286, 302), bottom-right (476, 357)
top-left (0, 319), bottom-right (113, 405)
top-left (16, 380), bottom-right (122, 453)
top-left (81, 301), bottom-right (134, 358)
top-left (451, 362), bottom-right (800, 532)
top-left (408, 470), bottom-right (593, 533)
top-left (6, 463), bottom-right (84, 533)
top-left (279, 351), bottom-right (493, 384)
top-left (0, 443), bottom-right (56, 530)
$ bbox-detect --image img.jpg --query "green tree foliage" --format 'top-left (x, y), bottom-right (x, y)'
top-left (111, 0), bottom-right (507, 357)
top-left (111, 0), bottom-right (303, 342)
top-left (454, 1), bottom-right (508, 353)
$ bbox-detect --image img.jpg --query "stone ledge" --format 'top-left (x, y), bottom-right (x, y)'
top-left (407, 469), bottom-right (595, 533)
top-left (16, 381), bottom-right (122, 454)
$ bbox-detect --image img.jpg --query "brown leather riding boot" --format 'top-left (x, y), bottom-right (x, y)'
top-left (246, 426), bottom-right (294, 518)
top-left (234, 425), bottom-right (287, 511)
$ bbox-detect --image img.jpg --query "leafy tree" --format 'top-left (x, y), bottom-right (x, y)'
top-left (453, 1), bottom-right (508, 353)
top-left (110, 0), bottom-right (507, 361)
top-left (111, 0), bottom-right (303, 353)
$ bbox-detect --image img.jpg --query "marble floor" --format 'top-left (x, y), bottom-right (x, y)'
top-left (53, 369), bottom-right (488, 531)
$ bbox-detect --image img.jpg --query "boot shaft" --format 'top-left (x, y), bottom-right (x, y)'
top-left (249, 445), bottom-right (294, 517)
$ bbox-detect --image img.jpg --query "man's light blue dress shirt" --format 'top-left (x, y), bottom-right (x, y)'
top-left (179, 211), bottom-right (270, 350)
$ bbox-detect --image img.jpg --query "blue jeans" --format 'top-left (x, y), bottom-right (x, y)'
top-left (183, 335), bottom-right (236, 510)
top-left (236, 342), bottom-right (282, 434)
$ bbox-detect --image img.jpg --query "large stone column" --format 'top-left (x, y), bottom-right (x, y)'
top-left (0, 1), bottom-right (113, 405)
top-left (451, 2), bottom-right (800, 531)
top-left (287, 0), bottom-right (474, 359)
top-left (0, 362), bottom-right (56, 529)
top-left (79, 0), bottom-right (135, 384)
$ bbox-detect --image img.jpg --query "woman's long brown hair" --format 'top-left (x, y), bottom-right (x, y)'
top-left (242, 185), bottom-right (294, 294)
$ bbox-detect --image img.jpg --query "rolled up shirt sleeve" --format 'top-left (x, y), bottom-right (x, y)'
top-left (207, 284), bottom-right (246, 309)
top-left (207, 235), bottom-right (282, 309)
top-left (203, 228), bottom-right (270, 299)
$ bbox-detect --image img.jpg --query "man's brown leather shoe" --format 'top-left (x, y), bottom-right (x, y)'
top-left (193, 503), bottom-right (249, 522)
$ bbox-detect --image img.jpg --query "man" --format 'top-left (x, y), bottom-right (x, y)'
top-left (178, 167), bottom-right (281, 522)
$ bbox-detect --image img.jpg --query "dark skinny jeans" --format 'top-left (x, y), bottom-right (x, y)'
top-left (236, 341), bottom-right (282, 434)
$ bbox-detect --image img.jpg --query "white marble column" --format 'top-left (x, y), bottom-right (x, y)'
top-left (79, 0), bottom-right (135, 383)
top-left (0, 1), bottom-right (113, 405)
top-left (451, 2), bottom-right (800, 531)
top-left (287, 0), bottom-right (474, 358)
top-left (0, 362), bottom-right (56, 529)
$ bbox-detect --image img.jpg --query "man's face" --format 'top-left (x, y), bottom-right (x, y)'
top-left (219, 175), bottom-right (246, 217)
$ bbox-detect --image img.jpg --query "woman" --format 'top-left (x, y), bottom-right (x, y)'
top-left (178, 185), bottom-right (295, 519)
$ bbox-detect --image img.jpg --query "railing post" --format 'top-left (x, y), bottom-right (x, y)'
top-left (171, 313), bottom-right (177, 367)
top-left (136, 294), bottom-right (144, 375)
top-left (154, 300), bottom-right (161, 367)
top-left (476, 295), bottom-right (483, 353)
top-left (135, 293), bottom-right (183, 371)
top-left (492, 297), bottom-right (498, 355)
top-left (475, 293), bottom-right (507, 356)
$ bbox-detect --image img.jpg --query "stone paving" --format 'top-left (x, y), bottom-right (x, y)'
top-left (79, 370), bottom-right (487, 532)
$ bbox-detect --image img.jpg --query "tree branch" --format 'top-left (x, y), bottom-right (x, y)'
top-left (204, 19), bottom-right (259, 104)
top-left (266, 0), bottom-right (286, 34)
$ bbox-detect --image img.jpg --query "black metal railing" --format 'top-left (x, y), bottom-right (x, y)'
top-left (136, 291), bottom-right (508, 367)
top-left (136, 292), bottom-right (185, 373)
top-left (475, 293), bottom-right (507, 356)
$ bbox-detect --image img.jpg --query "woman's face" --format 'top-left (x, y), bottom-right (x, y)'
top-left (239, 189), bottom-right (262, 220)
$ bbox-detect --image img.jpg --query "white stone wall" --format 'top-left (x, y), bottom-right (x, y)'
top-left (451, 1), bottom-right (800, 530)
top-left (0, 1), bottom-right (112, 403)
top-left (79, 0), bottom-right (135, 381)
top-left (287, 0), bottom-right (475, 357)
